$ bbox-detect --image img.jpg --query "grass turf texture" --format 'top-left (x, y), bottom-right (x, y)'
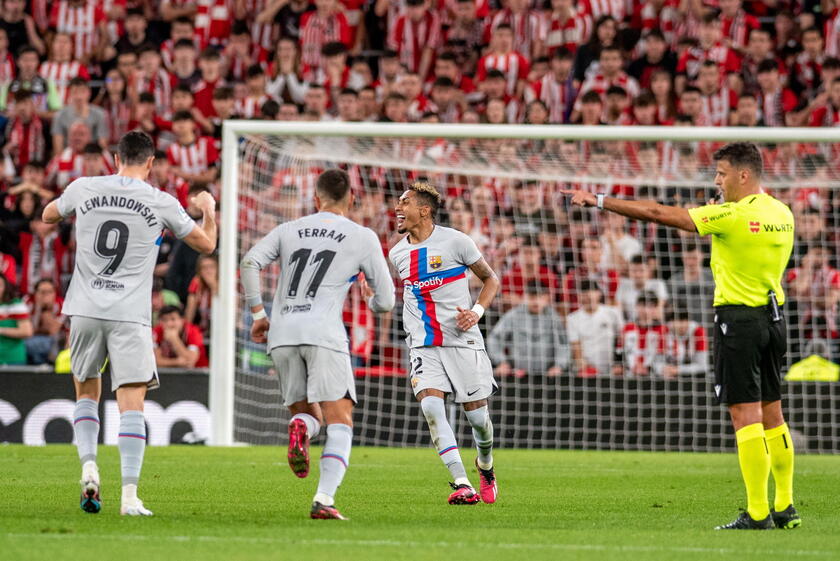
top-left (2, 445), bottom-right (839, 561)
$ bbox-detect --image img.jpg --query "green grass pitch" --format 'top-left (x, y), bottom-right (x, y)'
top-left (2, 445), bottom-right (839, 561)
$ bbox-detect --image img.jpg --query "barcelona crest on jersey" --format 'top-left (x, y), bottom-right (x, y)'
top-left (428, 255), bottom-right (443, 270)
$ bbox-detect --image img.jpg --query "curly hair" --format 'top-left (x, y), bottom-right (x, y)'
top-left (407, 181), bottom-right (442, 219)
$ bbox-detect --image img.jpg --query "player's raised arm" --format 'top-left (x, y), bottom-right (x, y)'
top-left (561, 189), bottom-right (698, 233)
top-left (359, 230), bottom-right (395, 313)
top-left (180, 191), bottom-right (218, 254)
top-left (239, 225), bottom-right (285, 343)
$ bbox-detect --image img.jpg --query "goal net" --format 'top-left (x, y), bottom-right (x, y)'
top-left (211, 123), bottom-right (840, 453)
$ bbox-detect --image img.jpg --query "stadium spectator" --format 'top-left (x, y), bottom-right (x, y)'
top-left (387, 0), bottom-right (441, 79)
top-left (488, 279), bottom-right (570, 377)
top-left (615, 254), bottom-right (668, 322)
top-left (170, 39), bottom-right (201, 89)
top-left (184, 254), bottom-right (217, 339)
top-left (675, 13), bottom-right (740, 92)
top-left (524, 48), bottom-right (575, 124)
top-left (1, 45), bottom-right (60, 115)
top-left (572, 15), bottom-right (617, 85)
top-left (94, 68), bottom-right (130, 149)
top-left (615, 291), bottom-right (667, 377)
top-left (0, 273), bottom-right (32, 365)
top-left (785, 245), bottom-right (840, 349)
top-left (299, 0), bottom-right (351, 72)
top-left (167, 111), bottom-right (219, 185)
top-left (628, 29), bottom-right (677, 90)
top-left (443, 0), bottom-right (484, 74)
top-left (756, 60), bottom-right (799, 128)
top-left (161, 16), bottom-right (197, 70)
top-left (257, 0), bottom-right (313, 43)
top-left (662, 306), bottom-right (708, 378)
top-left (732, 93), bottom-right (763, 127)
top-left (3, 89), bottom-right (48, 174)
top-left (573, 46), bottom-right (640, 119)
top-left (0, 0), bottom-right (46, 55)
top-left (193, 48), bottom-right (226, 118)
top-left (153, 305), bottom-right (209, 368)
top-left (114, 7), bottom-right (150, 55)
top-left (487, 0), bottom-right (545, 61)
top-left (566, 279), bottom-right (622, 377)
top-left (599, 212), bottom-right (641, 273)
top-left (500, 234), bottom-right (560, 310)
top-left (477, 24), bottom-right (530, 99)
top-left (544, 0), bottom-right (590, 57)
top-left (667, 241), bottom-right (715, 327)
top-left (40, 32), bottom-right (91, 104)
top-left (563, 237), bottom-right (619, 312)
top-left (24, 277), bottom-right (64, 364)
top-left (51, 78), bottom-right (107, 155)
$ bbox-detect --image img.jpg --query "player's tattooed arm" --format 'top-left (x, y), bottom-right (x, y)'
top-left (456, 258), bottom-right (500, 331)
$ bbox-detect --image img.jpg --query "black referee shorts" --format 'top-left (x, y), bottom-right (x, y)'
top-left (713, 305), bottom-right (787, 405)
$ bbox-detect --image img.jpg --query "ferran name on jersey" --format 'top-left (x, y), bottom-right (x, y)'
top-left (428, 255), bottom-right (442, 270)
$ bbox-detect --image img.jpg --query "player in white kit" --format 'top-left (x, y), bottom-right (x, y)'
top-left (390, 182), bottom-right (501, 505)
top-left (240, 169), bottom-right (395, 520)
top-left (42, 131), bottom-right (217, 516)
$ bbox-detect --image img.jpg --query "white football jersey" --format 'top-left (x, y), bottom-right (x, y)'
top-left (389, 226), bottom-right (484, 349)
top-left (241, 211), bottom-right (394, 353)
top-left (57, 175), bottom-right (196, 326)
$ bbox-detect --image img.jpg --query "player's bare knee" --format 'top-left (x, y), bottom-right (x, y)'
top-left (417, 389), bottom-right (445, 402)
top-left (463, 399), bottom-right (487, 412)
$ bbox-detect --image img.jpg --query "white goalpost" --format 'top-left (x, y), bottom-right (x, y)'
top-left (211, 122), bottom-right (840, 450)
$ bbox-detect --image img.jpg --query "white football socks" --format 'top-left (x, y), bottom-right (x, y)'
top-left (73, 398), bottom-right (99, 465)
top-left (465, 406), bottom-right (494, 470)
top-left (421, 396), bottom-right (469, 486)
top-left (315, 424), bottom-right (353, 506)
top-left (291, 413), bottom-right (321, 439)
top-left (118, 410), bottom-right (146, 488)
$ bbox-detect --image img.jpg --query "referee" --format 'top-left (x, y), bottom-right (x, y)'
top-left (563, 142), bottom-right (799, 530)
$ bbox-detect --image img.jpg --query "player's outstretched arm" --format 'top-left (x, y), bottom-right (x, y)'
top-left (455, 258), bottom-right (500, 331)
top-left (182, 192), bottom-right (218, 254)
top-left (561, 190), bottom-right (698, 233)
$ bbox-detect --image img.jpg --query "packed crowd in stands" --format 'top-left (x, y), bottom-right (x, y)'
top-left (0, 0), bottom-right (839, 374)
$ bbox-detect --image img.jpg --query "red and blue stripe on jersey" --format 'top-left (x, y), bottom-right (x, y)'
top-left (406, 247), bottom-right (467, 346)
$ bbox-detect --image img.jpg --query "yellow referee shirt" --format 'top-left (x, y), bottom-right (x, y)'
top-left (687, 192), bottom-right (794, 307)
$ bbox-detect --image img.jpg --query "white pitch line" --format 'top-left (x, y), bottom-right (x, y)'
top-left (3, 533), bottom-right (836, 557)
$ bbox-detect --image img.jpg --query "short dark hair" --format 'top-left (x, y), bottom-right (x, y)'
top-left (246, 64), bottom-right (265, 79)
top-left (173, 84), bottom-right (193, 96)
top-left (153, 150), bottom-right (168, 160)
top-left (578, 279), bottom-right (602, 294)
top-left (117, 131), bottom-right (155, 166)
top-left (712, 142), bottom-right (763, 178)
top-left (138, 92), bottom-right (155, 104)
top-left (485, 69), bottom-right (506, 81)
top-left (69, 76), bottom-right (89, 89)
top-left (581, 90), bottom-right (602, 104)
top-left (606, 85), bottom-right (627, 97)
top-left (17, 45), bottom-right (39, 59)
top-left (171, 110), bottom-right (194, 122)
top-left (321, 41), bottom-right (347, 57)
top-left (637, 291), bottom-right (660, 305)
top-left (13, 88), bottom-right (32, 103)
top-left (757, 59), bottom-right (779, 74)
top-left (82, 142), bottom-right (102, 155)
top-left (232, 20), bottom-right (250, 35)
top-left (525, 279), bottom-right (547, 295)
top-left (407, 181), bottom-right (442, 219)
top-left (629, 254), bottom-right (646, 266)
top-left (159, 305), bottom-right (183, 318)
top-left (260, 99), bottom-right (280, 118)
top-left (212, 86), bottom-right (235, 100)
top-left (174, 38), bottom-right (196, 50)
top-left (316, 169), bottom-right (351, 201)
